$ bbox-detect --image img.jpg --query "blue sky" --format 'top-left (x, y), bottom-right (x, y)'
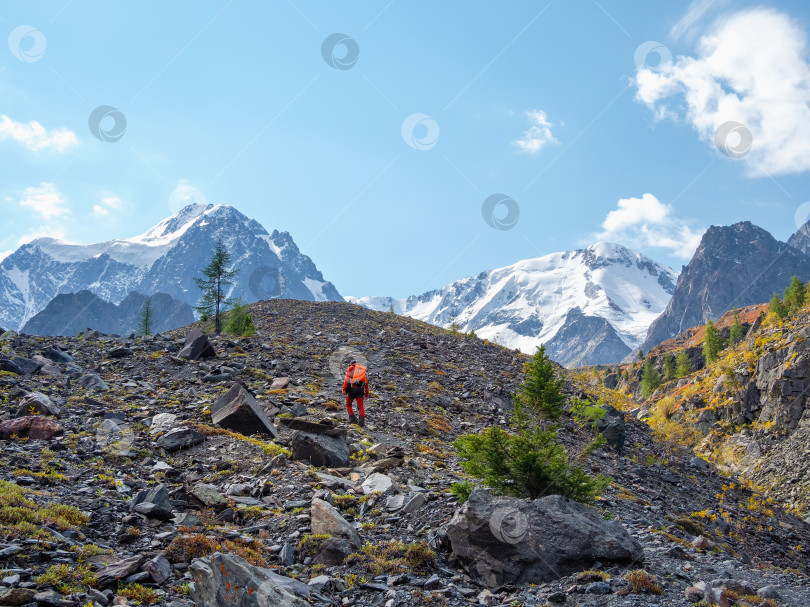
top-left (1, 0), bottom-right (810, 298)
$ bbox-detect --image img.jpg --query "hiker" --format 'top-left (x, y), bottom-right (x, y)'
top-left (342, 359), bottom-right (368, 427)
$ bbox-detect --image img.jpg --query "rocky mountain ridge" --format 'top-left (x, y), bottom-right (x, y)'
top-left (350, 242), bottom-right (677, 367)
top-left (21, 291), bottom-right (195, 337)
top-left (0, 300), bottom-right (807, 606)
top-left (0, 204), bottom-right (342, 331)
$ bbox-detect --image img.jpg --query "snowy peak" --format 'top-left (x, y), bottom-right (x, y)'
top-left (349, 243), bottom-right (677, 366)
top-left (0, 204), bottom-right (343, 331)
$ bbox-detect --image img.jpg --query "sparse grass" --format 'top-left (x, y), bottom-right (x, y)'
top-left (0, 480), bottom-right (89, 539)
top-left (347, 540), bottom-right (435, 575)
top-left (183, 421), bottom-right (290, 457)
top-left (165, 533), bottom-right (266, 566)
top-left (623, 569), bottom-right (663, 595)
top-left (34, 563), bottom-right (97, 593)
top-left (12, 468), bottom-right (67, 485)
top-left (119, 582), bottom-right (160, 605)
top-left (576, 570), bottom-right (609, 582)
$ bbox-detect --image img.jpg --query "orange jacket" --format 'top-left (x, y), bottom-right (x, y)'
top-left (342, 363), bottom-right (369, 397)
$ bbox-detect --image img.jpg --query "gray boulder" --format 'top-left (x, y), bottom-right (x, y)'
top-left (9, 357), bottom-right (41, 375)
top-left (211, 383), bottom-right (278, 438)
top-left (310, 498), bottom-right (362, 548)
top-left (156, 426), bottom-right (205, 451)
top-left (189, 552), bottom-right (312, 606)
top-left (78, 373), bottom-right (110, 391)
top-left (445, 487), bottom-right (643, 588)
top-left (290, 431), bottom-right (349, 467)
top-left (178, 328), bottom-right (216, 361)
top-left (15, 392), bottom-right (60, 418)
top-left (596, 405), bottom-right (626, 453)
top-left (130, 484), bottom-right (173, 520)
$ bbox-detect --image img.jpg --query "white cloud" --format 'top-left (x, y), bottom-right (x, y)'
top-left (17, 226), bottom-right (67, 246)
top-left (0, 115), bottom-right (78, 152)
top-left (635, 8), bottom-right (810, 177)
top-left (513, 110), bottom-right (558, 154)
top-left (93, 192), bottom-right (124, 217)
top-left (595, 193), bottom-right (704, 259)
top-left (0, 250), bottom-right (12, 262)
top-left (19, 183), bottom-right (68, 220)
top-left (669, 0), bottom-right (722, 40)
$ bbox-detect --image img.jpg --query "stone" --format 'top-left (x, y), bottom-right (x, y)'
top-left (402, 493), bottom-right (427, 514)
top-left (270, 376), bottom-right (291, 389)
top-left (189, 552), bottom-right (312, 606)
top-left (8, 357), bottom-right (40, 375)
top-left (586, 581), bottom-right (611, 594)
top-left (361, 473), bottom-right (393, 495)
top-left (211, 384), bottom-right (278, 438)
top-left (32, 590), bottom-right (62, 605)
top-left (15, 392), bottom-right (60, 418)
top-left (0, 416), bottom-right (63, 440)
top-left (190, 483), bottom-right (228, 509)
top-left (43, 346), bottom-right (72, 363)
top-left (290, 431), bottom-right (349, 467)
top-left (691, 535), bottom-right (710, 549)
top-left (757, 585), bottom-right (783, 601)
top-left (311, 537), bottom-right (356, 566)
top-left (79, 373), bottom-right (110, 391)
top-left (108, 347), bottom-right (133, 358)
top-left (142, 555), bottom-right (172, 584)
top-left (444, 487), bottom-right (643, 588)
top-left (0, 587), bottom-right (37, 605)
top-left (131, 484), bottom-right (173, 520)
top-left (178, 328), bottom-right (216, 361)
top-left (279, 542), bottom-right (295, 566)
top-left (310, 498), bottom-right (362, 548)
top-left (149, 412), bottom-right (177, 435)
top-left (156, 427), bottom-right (205, 451)
top-left (96, 555), bottom-right (146, 586)
top-left (596, 405), bottom-right (626, 453)
top-left (0, 359), bottom-right (23, 375)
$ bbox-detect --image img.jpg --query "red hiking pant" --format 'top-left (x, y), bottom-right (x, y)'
top-left (346, 394), bottom-right (365, 417)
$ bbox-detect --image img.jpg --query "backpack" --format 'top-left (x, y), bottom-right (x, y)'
top-left (349, 364), bottom-right (367, 389)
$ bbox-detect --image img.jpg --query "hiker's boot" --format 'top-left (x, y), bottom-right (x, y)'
top-left (358, 416), bottom-right (365, 428)
top-left (349, 414), bottom-right (358, 425)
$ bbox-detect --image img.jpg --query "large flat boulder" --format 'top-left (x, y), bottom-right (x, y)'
top-left (310, 497), bottom-right (362, 548)
top-left (15, 392), bottom-right (60, 418)
top-left (211, 384), bottom-right (278, 438)
top-left (155, 426), bottom-right (205, 451)
top-left (290, 431), bottom-right (349, 468)
top-left (445, 487), bottom-right (643, 588)
top-left (189, 552), bottom-right (312, 607)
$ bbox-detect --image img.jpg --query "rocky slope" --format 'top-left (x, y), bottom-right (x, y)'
top-left (0, 204), bottom-right (342, 331)
top-left (350, 242), bottom-right (677, 367)
top-left (21, 291), bottom-right (195, 337)
top-left (0, 300), bottom-right (808, 606)
top-left (639, 222), bottom-right (810, 355)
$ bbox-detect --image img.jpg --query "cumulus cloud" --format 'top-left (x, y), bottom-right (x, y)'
top-left (0, 115), bottom-right (78, 152)
top-left (513, 110), bottom-right (558, 154)
top-left (93, 192), bottom-right (124, 217)
top-left (635, 8), bottom-right (810, 177)
top-left (595, 193), bottom-right (704, 259)
top-left (19, 183), bottom-right (68, 220)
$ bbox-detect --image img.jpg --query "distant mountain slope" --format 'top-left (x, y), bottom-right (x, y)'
top-left (21, 290), bottom-right (195, 336)
top-left (0, 204), bottom-right (342, 330)
top-left (638, 221), bottom-right (810, 354)
top-left (787, 219), bottom-right (810, 256)
top-left (348, 243), bottom-right (677, 366)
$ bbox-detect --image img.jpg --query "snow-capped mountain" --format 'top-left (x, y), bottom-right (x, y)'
top-left (348, 243), bottom-right (677, 366)
top-left (0, 204), bottom-right (342, 331)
